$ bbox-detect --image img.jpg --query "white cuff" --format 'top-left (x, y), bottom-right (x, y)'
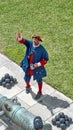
top-left (18, 36), bottom-right (22, 41)
top-left (37, 62), bottom-right (41, 67)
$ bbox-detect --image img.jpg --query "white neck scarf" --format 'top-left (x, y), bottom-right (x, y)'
top-left (33, 43), bottom-right (40, 48)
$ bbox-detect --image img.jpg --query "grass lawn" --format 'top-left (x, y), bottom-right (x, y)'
top-left (0, 0), bottom-right (73, 99)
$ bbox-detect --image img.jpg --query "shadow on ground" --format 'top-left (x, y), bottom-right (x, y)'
top-left (30, 90), bottom-right (70, 115)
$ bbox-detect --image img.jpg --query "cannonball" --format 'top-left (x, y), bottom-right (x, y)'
top-left (65, 115), bottom-right (69, 121)
top-left (2, 81), bottom-right (6, 87)
top-left (58, 112), bottom-right (65, 118)
top-left (10, 76), bottom-right (14, 81)
top-left (65, 120), bottom-right (70, 127)
top-left (52, 113), bottom-right (72, 129)
top-left (5, 78), bottom-right (10, 83)
top-left (0, 80), bottom-right (2, 85)
top-left (60, 118), bottom-right (65, 124)
top-left (55, 115), bottom-right (60, 121)
top-left (5, 83), bottom-right (11, 89)
top-left (56, 121), bottom-right (60, 127)
top-left (60, 123), bottom-right (66, 130)
top-left (68, 117), bottom-right (72, 124)
top-left (13, 78), bottom-right (17, 84)
top-left (51, 118), bottom-right (56, 125)
top-left (1, 77), bottom-right (5, 82)
top-left (10, 80), bottom-right (14, 86)
top-left (0, 73), bottom-right (18, 88)
top-left (5, 73), bottom-right (10, 78)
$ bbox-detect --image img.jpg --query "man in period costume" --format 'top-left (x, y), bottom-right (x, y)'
top-left (16, 32), bottom-right (49, 99)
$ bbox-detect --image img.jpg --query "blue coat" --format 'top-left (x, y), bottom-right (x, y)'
top-left (20, 39), bottom-right (49, 80)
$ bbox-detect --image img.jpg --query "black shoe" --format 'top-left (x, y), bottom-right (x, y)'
top-left (35, 92), bottom-right (42, 100)
top-left (26, 87), bottom-right (31, 94)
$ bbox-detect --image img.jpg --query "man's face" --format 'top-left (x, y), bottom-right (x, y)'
top-left (32, 38), bottom-right (39, 46)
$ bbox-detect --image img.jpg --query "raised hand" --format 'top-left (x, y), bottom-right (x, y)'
top-left (16, 32), bottom-right (21, 38)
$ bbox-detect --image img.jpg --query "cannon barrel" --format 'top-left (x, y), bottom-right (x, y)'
top-left (0, 93), bottom-right (52, 130)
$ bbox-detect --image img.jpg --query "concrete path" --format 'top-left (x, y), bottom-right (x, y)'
top-left (0, 53), bottom-right (73, 130)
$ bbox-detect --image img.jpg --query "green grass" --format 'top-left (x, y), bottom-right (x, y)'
top-left (0, 0), bottom-right (73, 99)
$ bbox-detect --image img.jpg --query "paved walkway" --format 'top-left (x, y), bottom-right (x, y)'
top-left (0, 53), bottom-right (73, 130)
